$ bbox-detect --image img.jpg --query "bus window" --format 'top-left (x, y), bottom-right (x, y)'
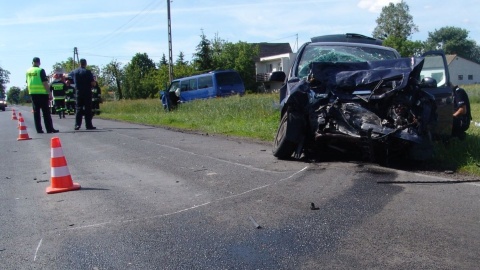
top-left (215, 72), bottom-right (243, 86)
top-left (188, 79), bottom-right (198, 90)
top-left (198, 76), bottom-right (213, 89)
top-left (180, 82), bottom-right (188, 91)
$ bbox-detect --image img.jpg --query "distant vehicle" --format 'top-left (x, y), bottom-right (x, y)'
top-left (161, 70), bottom-right (245, 110)
top-left (271, 33), bottom-right (455, 163)
top-left (0, 94), bottom-right (6, 111)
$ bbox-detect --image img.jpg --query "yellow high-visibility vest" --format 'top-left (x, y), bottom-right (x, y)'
top-left (26, 67), bottom-right (48, 94)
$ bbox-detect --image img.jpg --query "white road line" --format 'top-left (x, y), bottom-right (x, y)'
top-left (61, 166), bottom-right (309, 232)
top-left (33, 238), bottom-right (42, 261)
top-left (117, 132), bottom-right (286, 174)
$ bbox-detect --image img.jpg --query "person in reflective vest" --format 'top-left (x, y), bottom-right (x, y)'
top-left (65, 76), bottom-right (76, 115)
top-left (50, 73), bottom-right (67, 118)
top-left (26, 57), bottom-right (58, 133)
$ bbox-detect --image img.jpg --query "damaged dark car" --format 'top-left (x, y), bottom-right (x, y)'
top-left (272, 34), bottom-right (454, 164)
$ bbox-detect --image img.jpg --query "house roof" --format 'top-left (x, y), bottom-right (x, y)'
top-left (252, 43), bottom-right (292, 61)
top-left (446, 54), bottom-right (480, 66)
top-left (446, 54), bottom-right (457, 65)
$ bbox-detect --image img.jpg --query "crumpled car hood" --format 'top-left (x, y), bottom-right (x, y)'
top-left (308, 57), bottom-right (425, 94)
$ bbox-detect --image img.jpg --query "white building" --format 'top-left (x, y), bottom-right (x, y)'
top-left (254, 43), bottom-right (294, 92)
top-left (256, 53), bottom-right (296, 92)
top-left (447, 54), bottom-right (480, 86)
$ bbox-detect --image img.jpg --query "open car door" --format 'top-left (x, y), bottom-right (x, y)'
top-left (420, 50), bottom-right (454, 138)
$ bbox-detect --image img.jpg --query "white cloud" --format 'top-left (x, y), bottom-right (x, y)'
top-left (0, 10), bottom-right (163, 26)
top-left (357, 0), bottom-right (401, 13)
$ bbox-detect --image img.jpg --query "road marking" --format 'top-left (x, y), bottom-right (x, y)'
top-left (60, 166), bottom-right (309, 232)
top-left (117, 133), bottom-right (288, 174)
top-left (34, 238), bottom-right (42, 261)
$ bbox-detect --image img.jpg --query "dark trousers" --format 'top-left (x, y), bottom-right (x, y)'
top-left (54, 99), bottom-right (66, 117)
top-left (31, 94), bottom-right (54, 132)
top-left (75, 95), bottom-right (94, 128)
top-left (452, 116), bottom-right (469, 140)
top-left (66, 100), bottom-right (75, 113)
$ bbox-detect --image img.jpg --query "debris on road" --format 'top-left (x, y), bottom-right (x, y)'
top-left (249, 216), bottom-right (262, 229)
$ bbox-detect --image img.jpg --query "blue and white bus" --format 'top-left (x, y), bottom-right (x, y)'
top-left (161, 70), bottom-right (245, 110)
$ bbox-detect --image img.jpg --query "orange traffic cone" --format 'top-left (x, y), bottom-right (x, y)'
top-left (12, 109), bottom-right (17, 120)
top-left (46, 137), bottom-right (81, 194)
top-left (17, 112), bottom-right (23, 129)
top-left (17, 117), bottom-right (32, 141)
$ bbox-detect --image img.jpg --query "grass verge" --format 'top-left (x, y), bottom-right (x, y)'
top-left (99, 94), bottom-right (280, 141)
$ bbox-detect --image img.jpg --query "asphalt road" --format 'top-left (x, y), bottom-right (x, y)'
top-left (1, 106), bottom-right (479, 270)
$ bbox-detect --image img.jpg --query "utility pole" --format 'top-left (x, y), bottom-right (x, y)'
top-left (167, 0), bottom-right (174, 82)
top-left (73, 47), bottom-right (79, 69)
top-left (295, 34), bottom-right (298, 53)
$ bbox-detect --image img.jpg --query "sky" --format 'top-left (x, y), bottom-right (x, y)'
top-left (1, 0), bottom-right (479, 90)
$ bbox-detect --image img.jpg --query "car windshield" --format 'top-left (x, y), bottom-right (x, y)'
top-left (297, 44), bottom-right (398, 77)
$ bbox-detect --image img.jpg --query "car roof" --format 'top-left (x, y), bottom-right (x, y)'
top-left (311, 33), bottom-right (383, 45)
top-left (306, 41), bottom-right (399, 54)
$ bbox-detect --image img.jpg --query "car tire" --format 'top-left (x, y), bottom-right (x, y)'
top-left (273, 112), bottom-right (297, 159)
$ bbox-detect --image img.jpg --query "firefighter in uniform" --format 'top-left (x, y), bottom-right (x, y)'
top-left (50, 73), bottom-right (67, 118)
top-left (65, 76), bottom-right (76, 115)
top-left (91, 79), bottom-right (102, 115)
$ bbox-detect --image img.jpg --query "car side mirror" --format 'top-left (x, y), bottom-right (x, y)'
top-left (420, 77), bottom-right (437, 88)
top-left (268, 71), bottom-right (286, 82)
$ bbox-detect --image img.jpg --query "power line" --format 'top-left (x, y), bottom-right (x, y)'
top-left (267, 34), bottom-right (298, 42)
top-left (84, 0), bottom-right (164, 51)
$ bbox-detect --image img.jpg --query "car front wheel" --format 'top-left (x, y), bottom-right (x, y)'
top-left (273, 112), bottom-right (297, 159)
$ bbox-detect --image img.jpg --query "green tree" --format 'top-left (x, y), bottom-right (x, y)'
top-left (175, 52), bottom-right (188, 66)
top-left (159, 54), bottom-right (168, 67)
top-left (215, 42), bottom-right (259, 91)
top-left (7, 86), bottom-right (20, 104)
top-left (211, 33), bottom-right (226, 68)
top-left (424, 26), bottom-right (480, 62)
top-left (140, 70), bottom-right (161, 99)
top-left (89, 65), bottom-right (101, 79)
top-left (53, 58), bottom-right (101, 78)
top-left (383, 36), bottom-right (424, 57)
top-left (123, 53), bottom-right (156, 99)
top-left (155, 65), bottom-right (171, 92)
top-left (471, 46), bottom-right (480, 63)
top-left (193, 30), bottom-right (213, 71)
top-left (103, 60), bottom-right (125, 100)
top-left (372, 0), bottom-right (418, 39)
top-left (52, 57), bottom-right (77, 73)
top-left (173, 62), bottom-right (197, 79)
top-left (19, 86), bottom-right (30, 103)
top-left (0, 65), bottom-right (10, 96)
